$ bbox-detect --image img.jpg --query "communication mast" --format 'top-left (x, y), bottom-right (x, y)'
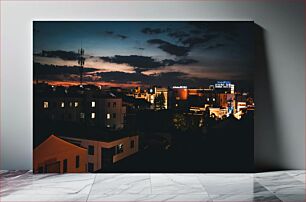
top-left (78, 46), bottom-right (85, 87)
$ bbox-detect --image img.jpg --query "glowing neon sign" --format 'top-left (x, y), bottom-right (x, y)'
top-left (215, 81), bottom-right (231, 89)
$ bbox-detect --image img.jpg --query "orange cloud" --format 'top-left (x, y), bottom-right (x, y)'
top-left (34, 56), bottom-right (136, 73)
top-left (35, 80), bottom-right (147, 88)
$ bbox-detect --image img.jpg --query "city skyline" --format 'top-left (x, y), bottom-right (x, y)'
top-left (34, 21), bottom-right (254, 90)
top-left (33, 21), bottom-right (255, 173)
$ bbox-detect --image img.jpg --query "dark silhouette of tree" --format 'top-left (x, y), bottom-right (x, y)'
top-left (172, 113), bottom-right (188, 132)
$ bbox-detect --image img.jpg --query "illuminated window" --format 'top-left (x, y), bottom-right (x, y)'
top-left (74, 102), bottom-right (79, 107)
top-left (80, 113), bottom-right (85, 119)
top-left (69, 102), bottom-right (73, 107)
top-left (43, 101), bottom-right (48, 109)
top-left (106, 124), bottom-right (111, 128)
top-left (61, 102), bottom-right (65, 108)
top-left (91, 101), bottom-right (95, 108)
top-left (91, 112), bottom-right (95, 119)
top-left (175, 104), bottom-right (178, 107)
top-left (106, 113), bottom-right (111, 119)
top-left (115, 144), bottom-right (124, 154)
top-left (213, 98), bottom-right (215, 101)
top-left (207, 98), bottom-right (209, 101)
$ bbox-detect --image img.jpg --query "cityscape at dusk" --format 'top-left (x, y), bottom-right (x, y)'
top-left (33, 21), bottom-right (255, 173)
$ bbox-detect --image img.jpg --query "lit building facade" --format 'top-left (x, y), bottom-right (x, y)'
top-left (60, 135), bottom-right (139, 172)
top-left (33, 135), bottom-right (88, 173)
top-left (127, 86), bottom-right (169, 110)
top-left (34, 85), bottom-right (126, 130)
top-left (169, 81), bottom-right (249, 119)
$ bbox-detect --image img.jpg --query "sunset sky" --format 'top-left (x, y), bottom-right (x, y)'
top-left (33, 21), bottom-right (255, 89)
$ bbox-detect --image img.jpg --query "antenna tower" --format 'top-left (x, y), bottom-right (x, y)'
top-left (78, 43), bottom-right (85, 87)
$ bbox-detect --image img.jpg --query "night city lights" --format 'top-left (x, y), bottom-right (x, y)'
top-left (33, 21), bottom-right (255, 173)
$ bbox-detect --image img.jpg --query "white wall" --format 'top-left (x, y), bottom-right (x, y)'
top-left (1, 0), bottom-right (304, 170)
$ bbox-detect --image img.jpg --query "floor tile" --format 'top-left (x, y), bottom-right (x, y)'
top-left (90, 174), bottom-right (151, 195)
top-left (256, 176), bottom-right (305, 195)
top-left (1, 173), bottom-right (96, 196)
top-left (275, 194), bottom-right (305, 202)
top-left (210, 194), bottom-right (254, 201)
top-left (286, 170), bottom-right (306, 184)
top-left (0, 194), bottom-right (88, 202)
top-left (197, 174), bottom-right (254, 195)
top-left (150, 174), bottom-right (207, 195)
top-left (1, 170), bottom-right (306, 202)
top-left (88, 194), bottom-right (211, 202)
top-left (253, 194), bottom-right (282, 202)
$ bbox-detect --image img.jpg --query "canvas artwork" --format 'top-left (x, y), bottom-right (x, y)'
top-left (33, 21), bottom-right (255, 173)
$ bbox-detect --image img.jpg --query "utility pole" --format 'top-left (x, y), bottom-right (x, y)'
top-left (78, 45), bottom-right (85, 87)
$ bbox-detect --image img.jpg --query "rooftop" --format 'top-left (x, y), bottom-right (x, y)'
top-left (53, 124), bottom-right (137, 143)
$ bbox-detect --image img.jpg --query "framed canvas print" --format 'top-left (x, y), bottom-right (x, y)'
top-left (33, 21), bottom-right (255, 173)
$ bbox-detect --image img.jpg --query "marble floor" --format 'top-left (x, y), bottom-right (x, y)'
top-left (0, 170), bottom-right (305, 202)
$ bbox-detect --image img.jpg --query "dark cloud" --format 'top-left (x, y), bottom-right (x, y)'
top-left (205, 43), bottom-right (225, 50)
top-left (100, 55), bottom-right (197, 72)
top-left (100, 55), bottom-right (163, 72)
top-left (36, 49), bottom-right (198, 73)
top-left (37, 50), bottom-right (79, 61)
top-left (97, 71), bottom-right (189, 86)
top-left (184, 22), bottom-right (254, 52)
top-left (187, 22), bottom-right (247, 40)
top-left (100, 31), bottom-right (128, 40)
top-left (141, 28), bottom-right (166, 34)
top-left (168, 31), bottom-right (190, 41)
top-left (162, 58), bottom-right (197, 66)
top-left (117, 34), bottom-right (127, 39)
top-left (147, 39), bottom-right (190, 56)
top-left (190, 29), bottom-right (201, 34)
top-left (34, 61), bottom-right (192, 86)
top-left (33, 62), bottom-right (252, 88)
top-left (96, 71), bottom-right (239, 87)
top-left (182, 35), bottom-right (216, 47)
top-left (34, 62), bottom-right (98, 76)
top-left (97, 71), bottom-right (149, 83)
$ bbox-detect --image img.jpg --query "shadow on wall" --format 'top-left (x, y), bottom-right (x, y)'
top-left (254, 24), bottom-right (284, 172)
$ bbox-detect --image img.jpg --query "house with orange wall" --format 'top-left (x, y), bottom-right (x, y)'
top-left (33, 135), bottom-right (88, 173)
